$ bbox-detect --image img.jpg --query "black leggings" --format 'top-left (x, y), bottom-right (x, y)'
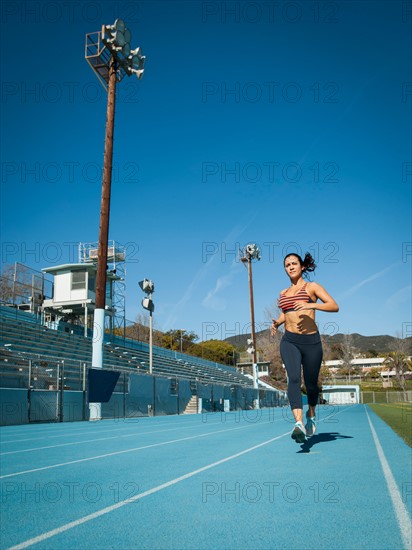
top-left (280, 330), bottom-right (323, 410)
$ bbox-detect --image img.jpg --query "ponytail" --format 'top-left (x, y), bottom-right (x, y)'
top-left (302, 252), bottom-right (316, 273)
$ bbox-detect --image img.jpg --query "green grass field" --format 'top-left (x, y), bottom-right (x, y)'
top-left (368, 403), bottom-right (412, 447)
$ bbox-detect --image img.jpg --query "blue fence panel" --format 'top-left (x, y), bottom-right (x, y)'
top-left (155, 377), bottom-right (178, 416)
top-left (128, 373), bottom-right (154, 417)
top-left (63, 391), bottom-right (85, 422)
top-left (212, 385), bottom-right (224, 400)
top-left (197, 383), bottom-right (212, 399)
top-left (0, 388), bottom-right (28, 425)
top-left (235, 386), bottom-right (245, 410)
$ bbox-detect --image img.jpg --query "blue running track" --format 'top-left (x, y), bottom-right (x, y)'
top-left (1, 404), bottom-right (411, 549)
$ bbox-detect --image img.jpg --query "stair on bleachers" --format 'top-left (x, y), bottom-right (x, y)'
top-left (183, 395), bottom-right (198, 414)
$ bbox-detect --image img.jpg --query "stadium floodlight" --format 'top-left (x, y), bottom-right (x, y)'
top-left (103, 20), bottom-right (129, 51)
top-left (106, 18), bottom-right (126, 32)
top-left (142, 297), bottom-right (154, 312)
top-left (246, 338), bottom-right (255, 355)
top-left (86, 20), bottom-right (146, 86)
top-left (131, 55), bottom-right (145, 69)
top-left (240, 243), bottom-right (261, 409)
top-left (245, 243), bottom-right (261, 261)
top-left (128, 47), bottom-right (146, 80)
top-left (139, 277), bottom-right (155, 374)
top-left (84, 18), bottom-right (146, 421)
top-left (139, 279), bottom-right (155, 294)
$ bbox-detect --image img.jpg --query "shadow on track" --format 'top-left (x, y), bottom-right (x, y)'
top-left (297, 432), bottom-right (353, 454)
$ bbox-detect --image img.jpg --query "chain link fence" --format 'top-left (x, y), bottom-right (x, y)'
top-left (0, 349), bottom-right (285, 425)
top-left (361, 391), bottom-right (412, 404)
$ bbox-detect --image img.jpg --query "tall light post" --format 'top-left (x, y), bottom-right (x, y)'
top-left (85, 19), bottom-right (146, 420)
top-left (240, 243), bottom-right (261, 409)
top-left (139, 279), bottom-right (154, 374)
top-left (179, 330), bottom-right (186, 353)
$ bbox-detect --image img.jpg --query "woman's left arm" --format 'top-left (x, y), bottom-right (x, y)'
top-left (310, 282), bottom-right (339, 312)
top-left (294, 282), bottom-right (339, 312)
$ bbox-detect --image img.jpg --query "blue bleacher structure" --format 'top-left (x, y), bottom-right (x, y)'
top-left (0, 305), bottom-right (286, 425)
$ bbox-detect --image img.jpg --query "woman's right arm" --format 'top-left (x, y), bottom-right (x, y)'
top-left (271, 313), bottom-right (285, 335)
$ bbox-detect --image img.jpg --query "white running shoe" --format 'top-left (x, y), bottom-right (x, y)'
top-left (305, 413), bottom-right (317, 437)
top-left (291, 421), bottom-right (307, 443)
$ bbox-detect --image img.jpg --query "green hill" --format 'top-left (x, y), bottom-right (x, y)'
top-left (224, 330), bottom-right (412, 355)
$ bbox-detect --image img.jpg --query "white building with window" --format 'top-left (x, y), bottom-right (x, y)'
top-left (325, 357), bottom-right (386, 371)
top-left (323, 357), bottom-right (412, 379)
top-left (41, 263), bottom-right (119, 335)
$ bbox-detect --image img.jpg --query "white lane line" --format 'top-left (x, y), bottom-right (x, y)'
top-left (365, 406), bottom-right (412, 550)
top-left (0, 406), bottom-right (346, 470)
top-left (9, 430), bottom-right (290, 550)
top-left (0, 420), bottom-right (278, 479)
top-left (0, 414), bottom-right (283, 454)
top-left (0, 410), bottom-right (277, 444)
top-left (0, 417), bottom-right (207, 444)
top-left (0, 421), bottom-right (238, 455)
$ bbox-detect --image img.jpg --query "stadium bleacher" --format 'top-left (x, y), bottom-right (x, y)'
top-left (0, 305), bottom-right (257, 387)
top-left (0, 305), bottom-right (285, 425)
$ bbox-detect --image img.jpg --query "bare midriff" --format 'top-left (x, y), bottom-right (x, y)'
top-left (284, 310), bottom-right (318, 335)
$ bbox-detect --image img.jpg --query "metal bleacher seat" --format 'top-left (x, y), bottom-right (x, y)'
top-left (0, 306), bottom-right (254, 388)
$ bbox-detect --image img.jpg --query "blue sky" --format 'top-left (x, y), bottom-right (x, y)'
top-left (1, 0), bottom-right (411, 340)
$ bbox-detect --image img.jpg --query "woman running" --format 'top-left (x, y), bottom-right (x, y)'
top-left (271, 252), bottom-right (339, 443)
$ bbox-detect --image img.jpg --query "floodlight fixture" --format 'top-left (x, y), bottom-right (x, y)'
top-left (85, 19), bottom-right (146, 91)
top-left (123, 28), bottom-right (131, 42)
top-left (106, 18), bottom-right (126, 32)
top-left (129, 68), bottom-right (145, 80)
top-left (112, 31), bottom-right (126, 48)
top-left (246, 338), bottom-right (255, 354)
top-left (130, 48), bottom-right (146, 69)
top-left (139, 278), bottom-right (155, 294)
top-left (142, 297), bottom-right (154, 312)
top-left (245, 243), bottom-right (261, 261)
top-left (130, 46), bottom-right (143, 57)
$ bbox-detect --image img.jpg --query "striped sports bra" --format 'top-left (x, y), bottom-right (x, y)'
top-left (278, 283), bottom-right (314, 313)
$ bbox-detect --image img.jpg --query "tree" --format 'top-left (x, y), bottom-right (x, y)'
top-left (253, 328), bottom-right (287, 389)
top-left (339, 333), bottom-right (359, 381)
top-left (124, 313), bottom-right (163, 346)
top-left (0, 264), bottom-right (15, 302)
top-left (257, 306), bottom-right (287, 389)
top-left (383, 351), bottom-right (412, 391)
top-left (364, 367), bottom-right (382, 380)
top-left (0, 263), bottom-right (44, 309)
top-left (187, 339), bottom-right (236, 365)
top-left (329, 343), bottom-right (344, 360)
top-left (162, 329), bottom-right (198, 353)
top-left (319, 364), bottom-right (333, 385)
